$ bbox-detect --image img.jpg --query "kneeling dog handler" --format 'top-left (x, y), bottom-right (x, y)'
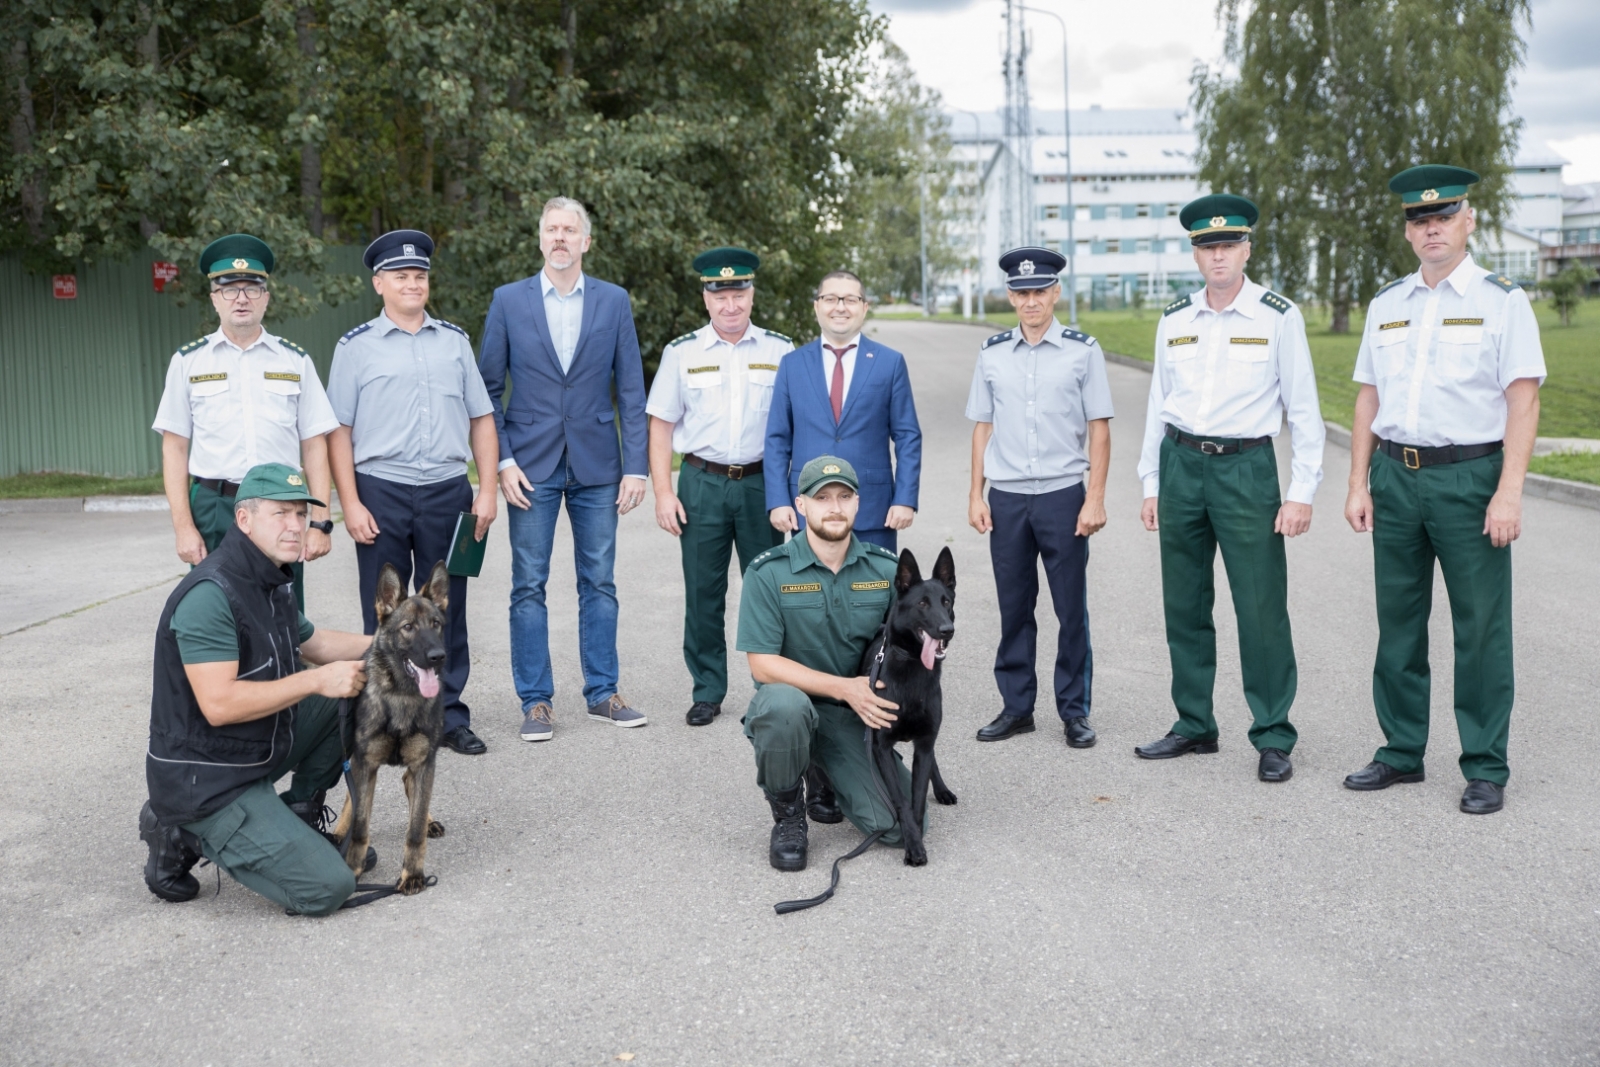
top-left (141, 463), bottom-right (377, 916)
top-left (734, 455), bottom-right (921, 912)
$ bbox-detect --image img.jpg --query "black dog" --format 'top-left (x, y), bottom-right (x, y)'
top-left (331, 562), bottom-right (448, 894)
top-left (862, 546), bottom-right (958, 867)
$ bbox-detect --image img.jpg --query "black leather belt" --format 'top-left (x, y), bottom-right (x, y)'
top-left (1379, 439), bottom-right (1503, 470)
top-left (193, 477), bottom-right (241, 496)
top-left (1165, 423), bottom-right (1271, 455)
top-left (683, 453), bottom-right (762, 480)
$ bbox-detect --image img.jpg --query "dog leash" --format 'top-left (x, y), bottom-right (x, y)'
top-left (329, 763), bottom-right (437, 910)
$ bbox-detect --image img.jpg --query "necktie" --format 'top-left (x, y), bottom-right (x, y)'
top-left (825, 343), bottom-right (856, 422)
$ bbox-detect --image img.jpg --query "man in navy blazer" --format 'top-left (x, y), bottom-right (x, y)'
top-left (479, 196), bottom-right (650, 741)
top-left (764, 270), bottom-right (922, 550)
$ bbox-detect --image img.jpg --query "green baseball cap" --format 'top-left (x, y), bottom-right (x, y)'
top-left (234, 463), bottom-right (325, 507)
top-left (797, 455), bottom-right (859, 496)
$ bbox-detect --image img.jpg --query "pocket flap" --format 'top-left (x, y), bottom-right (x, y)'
top-left (503, 409), bottom-right (536, 425)
top-left (686, 371), bottom-right (723, 388)
top-left (191, 380), bottom-right (230, 398)
top-left (596, 410), bottom-right (616, 423)
top-left (1437, 324), bottom-right (1483, 345)
top-left (1373, 326), bottom-right (1409, 346)
top-left (261, 377), bottom-right (301, 396)
top-left (198, 801), bottom-right (247, 851)
top-left (1227, 338), bottom-right (1270, 362)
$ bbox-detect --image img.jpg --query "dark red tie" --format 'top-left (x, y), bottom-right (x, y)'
top-left (825, 343), bottom-right (855, 422)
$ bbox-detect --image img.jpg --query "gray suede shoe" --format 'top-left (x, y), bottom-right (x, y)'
top-left (588, 694), bottom-right (647, 728)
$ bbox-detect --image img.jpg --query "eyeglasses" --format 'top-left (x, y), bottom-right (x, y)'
top-left (815, 294), bottom-right (866, 309)
top-left (212, 285), bottom-right (268, 302)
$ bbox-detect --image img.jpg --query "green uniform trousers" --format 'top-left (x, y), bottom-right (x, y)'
top-left (1368, 449), bottom-right (1513, 785)
top-left (182, 694), bottom-right (355, 916)
top-left (191, 481), bottom-right (306, 610)
top-left (678, 462), bottom-right (783, 703)
top-left (1157, 436), bottom-right (1298, 752)
top-left (743, 683), bottom-right (920, 846)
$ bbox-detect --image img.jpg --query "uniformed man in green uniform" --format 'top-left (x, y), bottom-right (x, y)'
top-left (646, 247), bottom-right (791, 727)
top-left (737, 455), bottom-right (911, 871)
top-left (152, 235), bottom-right (340, 609)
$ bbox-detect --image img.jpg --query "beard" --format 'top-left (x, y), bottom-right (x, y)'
top-left (809, 515), bottom-right (854, 542)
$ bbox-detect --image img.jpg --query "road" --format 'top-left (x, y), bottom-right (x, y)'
top-left (2, 319), bottom-right (1596, 1066)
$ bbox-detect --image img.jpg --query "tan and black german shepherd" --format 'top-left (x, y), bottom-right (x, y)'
top-left (330, 561), bottom-right (449, 894)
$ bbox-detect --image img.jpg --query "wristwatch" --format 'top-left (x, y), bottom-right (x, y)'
top-left (308, 519), bottom-right (334, 534)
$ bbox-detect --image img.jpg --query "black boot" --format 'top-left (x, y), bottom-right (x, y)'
top-left (804, 764), bottom-right (843, 824)
top-left (139, 800), bottom-right (201, 903)
top-left (765, 784), bottom-right (809, 872)
top-left (285, 790), bottom-right (377, 875)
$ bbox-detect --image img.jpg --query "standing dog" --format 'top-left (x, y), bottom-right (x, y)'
top-left (864, 547), bottom-right (958, 867)
top-left (331, 562), bottom-right (449, 894)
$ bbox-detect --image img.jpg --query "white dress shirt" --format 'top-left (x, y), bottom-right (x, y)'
top-left (539, 268), bottom-right (586, 375)
top-left (1353, 256), bottom-right (1546, 447)
top-left (1137, 277), bottom-right (1325, 505)
top-left (151, 328), bottom-right (339, 480)
top-left (646, 323), bottom-right (794, 464)
top-left (819, 333), bottom-right (861, 405)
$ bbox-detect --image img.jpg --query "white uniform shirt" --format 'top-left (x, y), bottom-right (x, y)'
top-left (646, 322), bottom-right (794, 465)
top-left (1137, 277), bottom-right (1325, 505)
top-left (1353, 256), bottom-right (1546, 447)
top-left (818, 332), bottom-right (862, 406)
top-left (151, 328), bottom-right (339, 480)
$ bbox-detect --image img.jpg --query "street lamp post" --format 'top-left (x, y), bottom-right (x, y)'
top-left (950, 107), bottom-right (988, 322)
top-left (919, 167), bottom-right (930, 317)
top-left (1020, 4), bottom-right (1076, 327)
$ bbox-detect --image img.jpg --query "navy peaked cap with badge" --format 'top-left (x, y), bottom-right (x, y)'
top-left (200, 234), bottom-right (274, 283)
top-left (694, 246), bottom-right (760, 290)
top-left (999, 246), bottom-right (1066, 290)
top-left (1389, 165), bottom-right (1480, 221)
top-left (1180, 194), bottom-right (1258, 246)
top-left (364, 229), bottom-right (434, 273)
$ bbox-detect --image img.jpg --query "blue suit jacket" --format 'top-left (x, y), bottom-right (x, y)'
top-left (478, 273), bottom-right (648, 486)
top-left (764, 336), bottom-right (922, 531)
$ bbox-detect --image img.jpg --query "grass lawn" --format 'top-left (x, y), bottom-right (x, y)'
top-left (0, 471), bottom-right (166, 499)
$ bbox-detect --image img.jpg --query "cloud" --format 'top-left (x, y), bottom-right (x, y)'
top-left (1524, 0), bottom-right (1600, 72)
top-left (870, 0), bottom-right (979, 11)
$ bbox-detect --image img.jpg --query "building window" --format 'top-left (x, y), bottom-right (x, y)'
top-left (1075, 206), bottom-right (1090, 222)
top-left (1090, 205), bottom-right (1107, 220)
top-left (1106, 205), bottom-right (1123, 219)
top-left (1136, 239), bottom-right (1151, 253)
top-left (1135, 204), bottom-right (1151, 218)
top-left (1040, 204), bottom-right (1062, 220)
top-left (1105, 239), bottom-right (1122, 254)
top-left (1091, 240), bottom-right (1108, 255)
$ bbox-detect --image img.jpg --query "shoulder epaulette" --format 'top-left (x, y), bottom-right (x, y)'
top-left (764, 328), bottom-right (793, 345)
top-left (1162, 295), bottom-right (1191, 317)
top-left (278, 338), bottom-right (310, 357)
top-left (862, 542), bottom-right (900, 562)
top-left (437, 320), bottom-right (469, 337)
top-left (1260, 290), bottom-right (1292, 314)
top-left (1374, 277), bottom-right (1407, 298)
top-left (1485, 273), bottom-right (1520, 292)
top-left (748, 547), bottom-right (785, 572)
top-left (667, 331), bottom-right (698, 347)
top-left (981, 329), bottom-right (1014, 350)
top-left (1062, 328), bottom-right (1097, 346)
top-left (177, 336), bottom-right (209, 356)
top-left (338, 322), bottom-right (372, 345)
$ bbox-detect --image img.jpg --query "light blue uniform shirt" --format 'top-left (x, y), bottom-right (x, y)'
top-left (326, 310), bottom-right (495, 485)
top-left (539, 269), bottom-right (586, 374)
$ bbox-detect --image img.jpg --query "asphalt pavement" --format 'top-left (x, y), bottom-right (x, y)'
top-left (1, 319), bottom-right (1596, 1066)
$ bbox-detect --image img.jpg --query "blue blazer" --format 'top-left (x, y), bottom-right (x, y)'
top-left (478, 273), bottom-right (648, 486)
top-left (764, 336), bottom-right (922, 531)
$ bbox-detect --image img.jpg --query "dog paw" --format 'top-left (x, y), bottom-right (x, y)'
top-left (396, 870), bottom-right (429, 896)
top-left (903, 845), bottom-right (928, 867)
top-left (427, 819), bottom-right (445, 838)
top-left (934, 788), bottom-right (958, 806)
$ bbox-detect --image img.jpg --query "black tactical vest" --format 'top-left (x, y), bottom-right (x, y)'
top-left (146, 524), bottom-right (302, 826)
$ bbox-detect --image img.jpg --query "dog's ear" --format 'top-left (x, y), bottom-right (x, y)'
top-left (375, 563), bottom-right (404, 623)
top-left (932, 546), bottom-right (956, 593)
top-left (423, 560), bottom-right (450, 614)
top-left (895, 549), bottom-right (921, 595)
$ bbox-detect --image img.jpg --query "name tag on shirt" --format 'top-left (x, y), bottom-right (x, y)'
top-left (851, 580), bottom-right (891, 591)
top-left (781, 583), bottom-right (822, 594)
top-left (1441, 318), bottom-right (1484, 326)
top-left (263, 372), bottom-right (301, 382)
top-left (687, 365), bottom-right (721, 375)
top-left (748, 363), bottom-right (780, 371)
top-left (1167, 336), bottom-right (1199, 347)
top-left (189, 373), bottom-right (227, 383)
top-left (1378, 320), bottom-right (1410, 331)
top-left (1229, 337), bottom-right (1269, 345)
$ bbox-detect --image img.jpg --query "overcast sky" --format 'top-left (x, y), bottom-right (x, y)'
top-left (869, 0), bottom-right (1600, 183)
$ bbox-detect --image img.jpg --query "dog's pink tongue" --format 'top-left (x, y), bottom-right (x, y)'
top-left (415, 667), bottom-right (440, 698)
top-left (921, 633), bottom-right (939, 671)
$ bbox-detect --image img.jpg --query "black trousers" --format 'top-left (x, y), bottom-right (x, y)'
top-left (988, 483), bottom-right (1093, 722)
top-left (354, 472), bottom-right (474, 731)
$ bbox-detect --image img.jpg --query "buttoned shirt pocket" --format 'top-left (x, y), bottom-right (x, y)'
top-left (1435, 322), bottom-right (1485, 382)
top-left (191, 379), bottom-right (231, 404)
top-left (847, 586), bottom-right (892, 643)
top-left (1163, 335), bottom-right (1202, 383)
top-left (747, 365), bottom-right (778, 413)
top-left (684, 367), bottom-right (726, 415)
top-left (1225, 338), bottom-right (1271, 387)
top-left (260, 375), bottom-right (302, 429)
top-left (777, 587), bottom-right (827, 652)
top-left (1371, 326), bottom-right (1409, 379)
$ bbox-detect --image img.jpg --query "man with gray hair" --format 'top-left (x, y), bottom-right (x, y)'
top-left (479, 196), bottom-right (651, 742)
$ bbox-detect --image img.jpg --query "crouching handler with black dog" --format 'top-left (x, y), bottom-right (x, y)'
top-left (737, 455), bottom-right (913, 871)
top-left (141, 463), bottom-right (373, 916)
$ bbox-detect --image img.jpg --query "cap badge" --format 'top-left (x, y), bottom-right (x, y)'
top-left (403, 243), bottom-right (416, 256)
top-left (232, 258), bottom-right (250, 269)
top-left (822, 464), bottom-right (841, 475)
top-left (719, 266), bottom-right (735, 278)
top-left (1018, 259), bottom-right (1035, 275)
top-left (286, 474), bottom-right (304, 486)
top-left (1210, 215), bottom-right (1227, 227)
top-left (1421, 189), bottom-right (1439, 202)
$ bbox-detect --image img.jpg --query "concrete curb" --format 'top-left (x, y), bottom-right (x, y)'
top-left (1, 491), bottom-right (346, 515)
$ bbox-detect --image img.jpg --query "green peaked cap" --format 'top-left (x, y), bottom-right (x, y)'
top-left (200, 234), bottom-right (274, 282)
top-left (693, 246), bottom-right (759, 290)
top-left (1389, 164), bottom-right (1479, 219)
top-left (1180, 194), bottom-right (1258, 245)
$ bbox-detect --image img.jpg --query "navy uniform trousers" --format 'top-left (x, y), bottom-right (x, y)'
top-left (989, 483), bottom-right (1093, 721)
top-left (354, 472), bottom-right (474, 732)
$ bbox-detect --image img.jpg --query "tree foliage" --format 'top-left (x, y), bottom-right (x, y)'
top-left (1191, 0), bottom-right (1530, 331)
top-left (0, 0), bottom-right (937, 361)
top-left (1539, 262), bottom-right (1597, 327)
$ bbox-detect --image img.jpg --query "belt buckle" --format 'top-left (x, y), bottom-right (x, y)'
top-left (1200, 440), bottom-right (1222, 455)
top-left (1402, 447), bottom-right (1421, 470)
top-left (726, 464), bottom-right (744, 480)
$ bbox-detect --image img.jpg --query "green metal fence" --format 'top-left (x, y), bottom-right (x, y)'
top-left (0, 248), bottom-right (377, 477)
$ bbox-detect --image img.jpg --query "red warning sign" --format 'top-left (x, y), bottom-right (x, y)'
top-left (152, 261), bottom-right (180, 293)
top-left (52, 275), bottom-right (78, 299)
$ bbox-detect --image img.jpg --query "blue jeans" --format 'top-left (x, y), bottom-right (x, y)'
top-left (507, 452), bottom-right (620, 710)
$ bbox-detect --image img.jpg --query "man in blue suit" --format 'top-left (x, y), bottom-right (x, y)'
top-left (764, 270), bottom-right (922, 551)
top-left (479, 196), bottom-right (650, 742)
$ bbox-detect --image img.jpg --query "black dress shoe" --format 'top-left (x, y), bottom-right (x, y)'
top-left (686, 701), bottom-right (721, 727)
top-left (140, 801), bottom-right (202, 902)
top-left (1342, 760), bottom-right (1424, 791)
top-left (1460, 779), bottom-right (1505, 815)
top-left (1134, 731), bottom-right (1219, 759)
top-left (442, 725), bottom-right (487, 755)
top-left (804, 764), bottom-right (843, 824)
top-left (977, 713), bottom-right (1035, 742)
top-left (1063, 716), bottom-right (1096, 748)
top-left (1258, 748), bottom-right (1293, 782)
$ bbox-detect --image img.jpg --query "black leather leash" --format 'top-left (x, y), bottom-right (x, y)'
top-left (774, 619), bottom-right (900, 916)
top-left (328, 755), bottom-right (437, 910)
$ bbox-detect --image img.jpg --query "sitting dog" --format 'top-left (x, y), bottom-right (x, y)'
top-left (331, 562), bottom-right (448, 894)
top-left (863, 546), bottom-right (958, 867)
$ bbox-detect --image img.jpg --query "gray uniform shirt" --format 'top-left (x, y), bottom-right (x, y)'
top-left (965, 320), bottom-right (1116, 495)
top-left (326, 310), bottom-right (495, 485)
